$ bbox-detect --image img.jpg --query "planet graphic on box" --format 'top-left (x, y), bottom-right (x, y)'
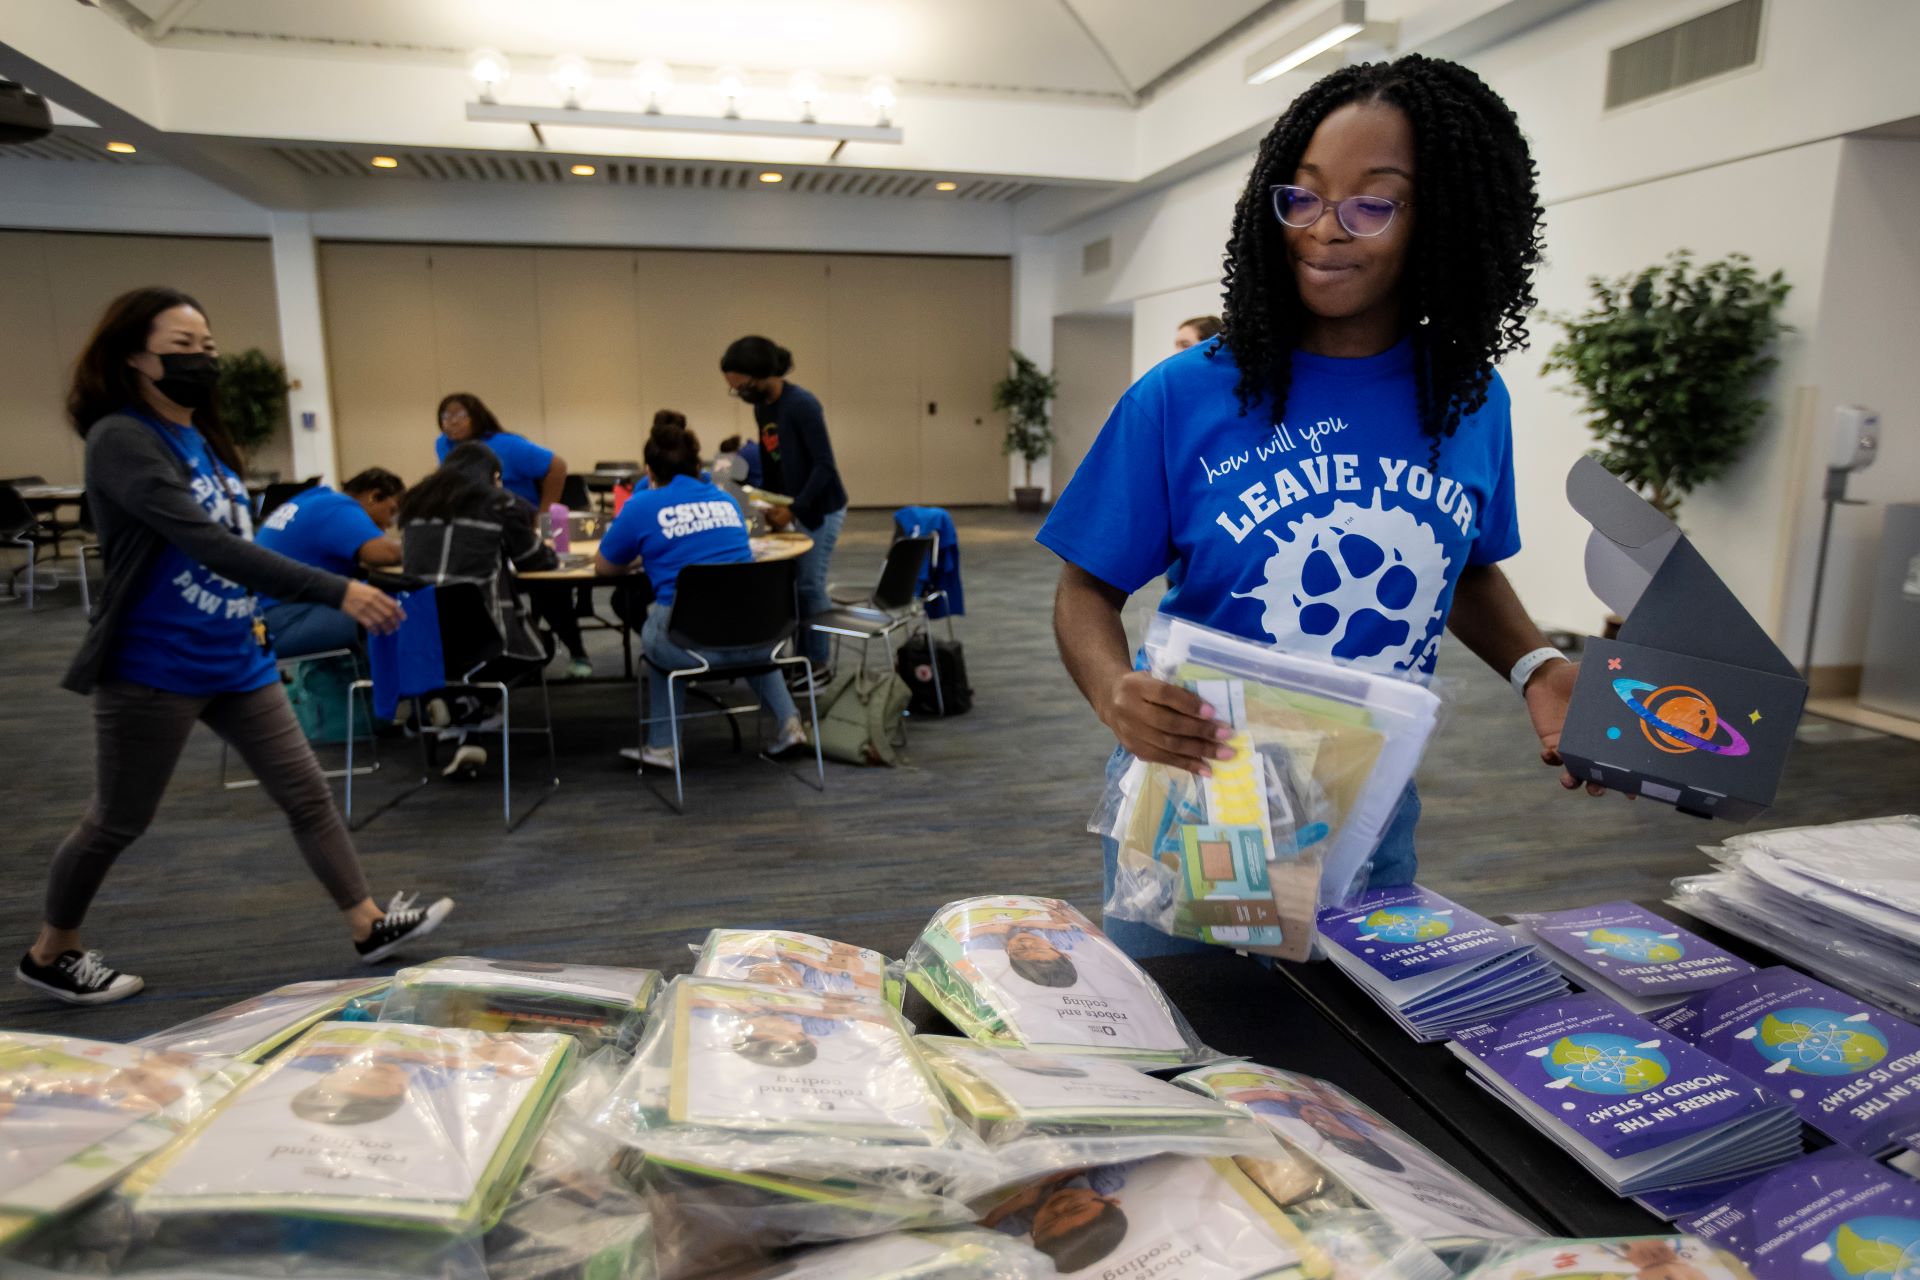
top-left (1611, 679), bottom-right (1751, 757)
top-left (1540, 1032), bottom-right (1670, 1094)
top-left (1585, 927), bottom-right (1685, 964)
top-left (1747, 1008), bottom-right (1888, 1076)
top-left (1820, 1216), bottom-right (1920, 1280)
top-left (1362, 906), bottom-right (1452, 943)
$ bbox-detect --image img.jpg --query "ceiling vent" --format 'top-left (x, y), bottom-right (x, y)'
top-left (1082, 236), bottom-right (1112, 275)
top-left (1606, 0), bottom-right (1762, 109)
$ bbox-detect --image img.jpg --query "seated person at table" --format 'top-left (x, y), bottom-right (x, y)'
top-left (709, 434), bottom-right (753, 517)
top-left (256, 467), bottom-right (406, 658)
top-left (596, 420), bottom-right (806, 770)
top-left (399, 442), bottom-right (556, 775)
top-left (736, 435), bottom-right (763, 488)
top-left (436, 392), bottom-right (590, 678)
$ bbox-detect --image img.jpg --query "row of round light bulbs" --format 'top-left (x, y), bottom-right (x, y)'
top-left (466, 48), bottom-right (898, 125)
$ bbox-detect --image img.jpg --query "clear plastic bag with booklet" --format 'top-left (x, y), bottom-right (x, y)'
top-left (592, 976), bottom-right (992, 1276)
top-left (133, 978), bottom-right (390, 1063)
top-left (1450, 1236), bottom-right (1757, 1280)
top-left (915, 1035), bottom-right (1277, 1195)
top-left (903, 895), bottom-right (1222, 1067)
top-left (690, 927), bottom-right (903, 1008)
top-left (379, 956), bottom-right (662, 1054)
top-left (1093, 615), bottom-right (1445, 961)
top-left (0, 1034), bottom-right (252, 1255)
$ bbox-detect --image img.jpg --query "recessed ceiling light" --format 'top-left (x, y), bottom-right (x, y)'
top-left (758, 171), bottom-right (783, 184)
top-left (934, 181), bottom-right (957, 192)
top-left (105, 141), bottom-right (136, 154)
top-left (570, 163), bottom-right (596, 176)
top-left (370, 155), bottom-right (399, 169)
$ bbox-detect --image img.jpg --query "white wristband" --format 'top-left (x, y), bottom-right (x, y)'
top-left (1510, 646), bottom-right (1566, 699)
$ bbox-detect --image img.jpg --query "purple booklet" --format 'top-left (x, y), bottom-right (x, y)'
top-left (1681, 1147), bottom-right (1920, 1280)
top-left (1318, 886), bottom-right (1515, 985)
top-left (1655, 966), bottom-right (1920, 1157)
top-left (1517, 902), bottom-right (1756, 1012)
top-left (1448, 994), bottom-right (1801, 1194)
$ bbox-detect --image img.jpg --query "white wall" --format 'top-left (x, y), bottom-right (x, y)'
top-left (0, 159), bottom-right (271, 236)
top-left (1796, 136), bottom-right (1920, 668)
top-left (1050, 313), bottom-right (1132, 491)
top-left (1131, 281), bottom-right (1223, 379)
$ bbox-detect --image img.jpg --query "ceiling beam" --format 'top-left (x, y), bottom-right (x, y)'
top-left (148, 0), bottom-right (204, 41)
top-left (1054, 0), bottom-right (1140, 107)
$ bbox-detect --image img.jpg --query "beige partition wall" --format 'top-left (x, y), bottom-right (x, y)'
top-left (320, 242), bottom-right (1010, 506)
top-left (0, 230), bottom-right (287, 484)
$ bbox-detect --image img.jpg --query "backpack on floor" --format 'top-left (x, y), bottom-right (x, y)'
top-left (284, 653), bottom-right (371, 746)
top-left (894, 634), bottom-right (972, 717)
top-left (814, 667), bottom-right (911, 766)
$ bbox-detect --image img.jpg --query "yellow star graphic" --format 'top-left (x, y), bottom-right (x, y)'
top-left (1747, 710), bottom-right (1762, 724)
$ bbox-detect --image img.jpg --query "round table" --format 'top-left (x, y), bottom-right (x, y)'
top-left (514, 531), bottom-right (814, 581)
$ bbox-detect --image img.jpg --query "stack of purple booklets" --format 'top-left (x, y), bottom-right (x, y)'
top-left (1448, 993), bottom-right (1801, 1195)
top-left (1510, 901), bottom-right (1757, 1014)
top-left (1654, 966), bottom-right (1920, 1159)
top-left (1681, 1147), bottom-right (1920, 1280)
top-left (1316, 885), bottom-right (1567, 1041)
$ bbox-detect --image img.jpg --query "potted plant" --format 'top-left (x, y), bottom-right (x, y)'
top-left (1542, 250), bottom-right (1791, 525)
top-left (217, 347), bottom-right (289, 476)
top-left (992, 348), bottom-right (1058, 513)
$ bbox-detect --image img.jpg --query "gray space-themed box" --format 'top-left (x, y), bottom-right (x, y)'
top-left (1556, 457), bottom-right (1808, 820)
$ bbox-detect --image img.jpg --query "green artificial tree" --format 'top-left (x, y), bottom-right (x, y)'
top-left (216, 347), bottom-right (289, 470)
top-left (1543, 250), bottom-right (1791, 523)
top-left (992, 348), bottom-right (1058, 511)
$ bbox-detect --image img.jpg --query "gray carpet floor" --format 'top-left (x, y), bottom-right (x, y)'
top-left (3, 507), bottom-right (1914, 1042)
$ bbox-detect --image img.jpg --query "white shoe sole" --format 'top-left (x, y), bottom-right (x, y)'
top-left (358, 898), bottom-right (454, 966)
top-left (15, 968), bottom-right (145, 1006)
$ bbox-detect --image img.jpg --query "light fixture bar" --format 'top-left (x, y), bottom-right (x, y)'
top-left (1245, 0), bottom-right (1366, 85)
top-left (465, 101), bottom-right (903, 145)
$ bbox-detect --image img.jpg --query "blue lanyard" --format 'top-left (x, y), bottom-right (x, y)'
top-left (129, 409), bottom-right (250, 539)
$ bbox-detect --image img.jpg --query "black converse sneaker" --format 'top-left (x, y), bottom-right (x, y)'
top-left (355, 891), bottom-right (455, 965)
top-left (16, 949), bottom-right (145, 1005)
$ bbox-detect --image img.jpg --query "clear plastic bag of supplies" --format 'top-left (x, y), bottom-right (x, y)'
top-left (691, 928), bottom-right (903, 1007)
top-left (1175, 1060), bottom-right (1538, 1248)
top-left (133, 978), bottom-right (389, 1063)
top-left (1291, 1211), bottom-right (1452, 1280)
top-left (914, 1035), bottom-right (1276, 1196)
top-left (726, 1227), bottom-right (1050, 1280)
top-left (484, 1048), bottom-right (656, 1280)
top-left (0, 1034), bottom-right (251, 1255)
top-left (1094, 615), bottom-right (1445, 962)
top-left (1450, 1236), bottom-right (1758, 1280)
top-left (592, 976), bottom-right (991, 1275)
top-left (378, 956), bottom-right (662, 1053)
top-left (903, 895), bottom-right (1222, 1068)
top-left (128, 1022), bottom-right (575, 1236)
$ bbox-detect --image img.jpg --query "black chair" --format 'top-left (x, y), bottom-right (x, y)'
top-left (559, 473), bottom-right (591, 511)
top-left (257, 476), bottom-right (321, 522)
top-left (639, 559), bottom-right (823, 813)
top-left (73, 494), bottom-right (101, 614)
top-left (346, 578), bottom-right (558, 831)
top-left (593, 460), bottom-right (640, 474)
top-left (0, 483), bottom-right (57, 609)
top-left (808, 536), bottom-right (942, 714)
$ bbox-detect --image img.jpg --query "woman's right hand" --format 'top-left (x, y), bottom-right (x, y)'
top-left (1099, 671), bottom-right (1234, 776)
top-left (340, 581), bottom-right (405, 635)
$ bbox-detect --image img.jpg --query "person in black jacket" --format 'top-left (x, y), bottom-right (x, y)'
top-left (20, 287), bottom-right (453, 1007)
top-left (720, 336), bottom-right (848, 674)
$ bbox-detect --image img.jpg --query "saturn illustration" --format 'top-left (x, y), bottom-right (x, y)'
top-left (1610, 679), bottom-right (1751, 757)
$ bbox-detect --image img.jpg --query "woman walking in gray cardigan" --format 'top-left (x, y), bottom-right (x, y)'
top-left (17, 287), bottom-right (454, 1006)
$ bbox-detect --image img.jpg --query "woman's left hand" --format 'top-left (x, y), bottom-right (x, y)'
top-left (1524, 659), bottom-right (1612, 797)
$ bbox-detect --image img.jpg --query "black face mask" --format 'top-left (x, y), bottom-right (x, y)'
top-left (153, 352), bottom-right (220, 411)
top-left (734, 379), bottom-right (768, 406)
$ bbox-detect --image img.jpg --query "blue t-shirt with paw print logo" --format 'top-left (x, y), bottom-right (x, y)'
top-left (1037, 337), bottom-right (1520, 678)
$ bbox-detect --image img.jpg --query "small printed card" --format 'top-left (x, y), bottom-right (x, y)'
top-left (1654, 966), bottom-right (1920, 1157)
top-left (1681, 1147), bottom-right (1920, 1280)
top-left (1460, 1237), bottom-right (1757, 1280)
top-left (693, 929), bottom-right (896, 1005)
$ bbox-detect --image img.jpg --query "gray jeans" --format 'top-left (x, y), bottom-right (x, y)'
top-left (43, 680), bottom-right (372, 930)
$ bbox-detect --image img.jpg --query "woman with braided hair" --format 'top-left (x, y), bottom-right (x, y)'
top-left (1040, 56), bottom-right (1611, 958)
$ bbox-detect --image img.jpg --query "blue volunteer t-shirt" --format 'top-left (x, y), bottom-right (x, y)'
top-left (597, 473), bottom-right (752, 606)
top-left (254, 486), bottom-right (383, 609)
top-left (110, 414), bottom-right (278, 696)
top-left (435, 429), bottom-right (555, 507)
top-left (1038, 337), bottom-right (1520, 677)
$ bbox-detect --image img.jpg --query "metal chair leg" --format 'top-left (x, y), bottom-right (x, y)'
top-left (75, 547), bottom-right (90, 614)
top-left (668, 670), bottom-right (686, 813)
top-left (923, 611), bottom-right (946, 716)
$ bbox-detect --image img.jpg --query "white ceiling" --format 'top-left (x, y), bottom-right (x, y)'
top-left (113, 0), bottom-right (1285, 100)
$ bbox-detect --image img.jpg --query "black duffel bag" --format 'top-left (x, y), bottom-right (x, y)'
top-left (894, 633), bottom-right (972, 716)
